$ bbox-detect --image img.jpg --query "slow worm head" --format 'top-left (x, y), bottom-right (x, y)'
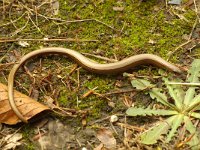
top-left (7, 47), bottom-right (182, 123)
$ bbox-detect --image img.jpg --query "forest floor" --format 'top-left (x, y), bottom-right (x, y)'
top-left (0, 0), bottom-right (200, 149)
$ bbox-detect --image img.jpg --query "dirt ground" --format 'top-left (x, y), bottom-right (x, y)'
top-left (0, 0), bottom-right (200, 150)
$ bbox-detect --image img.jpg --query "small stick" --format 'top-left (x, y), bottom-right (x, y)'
top-left (0, 38), bottom-right (98, 43)
top-left (193, 0), bottom-right (200, 23)
top-left (167, 39), bottom-right (193, 61)
top-left (167, 82), bottom-right (200, 86)
top-left (56, 18), bottom-right (119, 32)
top-left (68, 64), bottom-right (78, 75)
top-left (9, 17), bottom-right (30, 37)
top-left (81, 86), bottom-right (98, 98)
top-left (103, 89), bottom-right (137, 96)
top-left (27, 12), bottom-right (43, 34)
top-left (15, 2), bottom-right (119, 32)
top-left (116, 122), bottom-right (144, 132)
top-left (188, 19), bottom-right (198, 40)
top-left (14, 80), bottom-right (29, 94)
top-left (0, 62), bottom-right (16, 68)
top-left (77, 68), bottom-right (80, 90)
top-left (93, 91), bottom-right (111, 101)
top-left (81, 52), bottom-right (118, 62)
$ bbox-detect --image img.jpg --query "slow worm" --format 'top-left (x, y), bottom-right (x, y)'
top-left (8, 47), bottom-right (182, 123)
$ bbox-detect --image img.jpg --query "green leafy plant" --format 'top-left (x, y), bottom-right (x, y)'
top-left (126, 59), bottom-right (200, 149)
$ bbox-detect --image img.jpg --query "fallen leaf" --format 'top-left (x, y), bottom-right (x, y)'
top-left (18, 41), bottom-right (29, 47)
top-left (5, 133), bottom-right (23, 143)
top-left (0, 83), bottom-right (50, 125)
top-left (94, 143), bottom-right (104, 150)
top-left (3, 133), bottom-right (23, 150)
top-left (3, 142), bottom-right (21, 150)
top-left (52, 0), bottom-right (59, 15)
top-left (168, 0), bottom-right (182, 5)
top-left (36, 120), bottom-right (75, 149)
top-left (96, 128), bottom-right (116, 149)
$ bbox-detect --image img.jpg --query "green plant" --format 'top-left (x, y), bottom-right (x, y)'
top-left (126, 59), bottom-right (200, 149)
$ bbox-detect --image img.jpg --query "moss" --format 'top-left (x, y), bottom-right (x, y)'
top-left (21, 125), bottom-right (36, 149)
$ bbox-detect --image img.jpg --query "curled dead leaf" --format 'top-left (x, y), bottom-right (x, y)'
top-left (96, 128), bottom-right (116, 149)
top-left (0, 83), bottom-right (50, 125)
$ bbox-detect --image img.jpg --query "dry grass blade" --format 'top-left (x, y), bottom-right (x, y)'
top-left (0, 38), bottom-right (98, 43)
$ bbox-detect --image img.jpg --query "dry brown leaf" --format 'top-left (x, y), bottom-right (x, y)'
top-left (96, 128), bottom-right (116, 149)
top-left (0, 83), bottom-right (50, 125)
top-left (94, 143), bottom-right (104, 150)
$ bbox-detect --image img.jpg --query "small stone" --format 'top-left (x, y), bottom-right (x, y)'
top-left (110, 115), bottom-right (118, 123)
top-left (148, 39), bottom-right (156, 45)
top-left (113, 7), bottom-right (124, 12)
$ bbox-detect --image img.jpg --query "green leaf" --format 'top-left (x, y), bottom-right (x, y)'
top-left (140, 115), bottom-right (176, 144)
top-left (126, 107), bottom-right (178, 116)
top-left (184, 87), bottom-right (197, 107)
top-left (166, 114), bottom-right (184, 142)
top-left (184, 59), bottom-right (200, 106)
top-left (150, 88), bottom-right (177, 110)
top-left (189, 112), bottom-right (200, 119)
top-left (164, 78), bottom-right (184, 110)
top-left (184, 116), bottom-right (200, 150)
top-left (187, 94), bottom-right (200, 111)
top-left (131, 79), bottom-right (176, 109)
top-left (187, 59), bottom-right (200, 83)
top-left (131, 79), bottom-right (154, 90)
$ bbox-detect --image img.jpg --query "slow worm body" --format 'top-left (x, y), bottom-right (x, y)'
top-left (8, 47), bottom-right (182, 123)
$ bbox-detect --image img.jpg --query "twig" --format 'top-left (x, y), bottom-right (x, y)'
top-left (103, 89), bottom-right (137, 96)
top-left (0, 12), bottom-right (27, 27)
top-left (2, 0), bottom-right (5, 19)
top-left (0, 62), bottom-right (16, 69)
top-left (0, 38), bottom-right (98, 43)
top-left (193, 0), bottom-right (200, 23)
top-left (183, 0), bottom-right (194, 7)
top-left (167, 39), bottom-right (193, 61)
top-left (170, 7), bottom-right (189, 22)
top-left (0, 72), bottom-right (7, 82)
top-left (93, 91), bottom-right (111, 101)
top-left (9, 17), bottom-right (30, 37)
top-left (15, 2), bottom-right (119, 32)
top-left (116, 122), bottom-right (144, 132)
top-left (81, 86), bottom-right (98, 98)
top-left (0, 126), bottom-right (23, 147)
top-left (89, 116), bottom-right (109, 125)
top-left (167, 82), bottom-right (200, 86)
top-left (77, 67), bottom-right (80, 91)
top-left (188, 18), bottom-right (198, 40)
top-left (15, 80), bottom-right (30, 94)
top-left (27, 12), bottom-right (43, 35)
top-left (81, 52), bottom-right (118, 62)
top-left (23, 4), bottom-right (118, 32)
top-left (9, 2), bottom-right (18, 30)
top-left (68, 64), bottom-right (78, 75)
top-left (54, 18), bottom-right (119, 32)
